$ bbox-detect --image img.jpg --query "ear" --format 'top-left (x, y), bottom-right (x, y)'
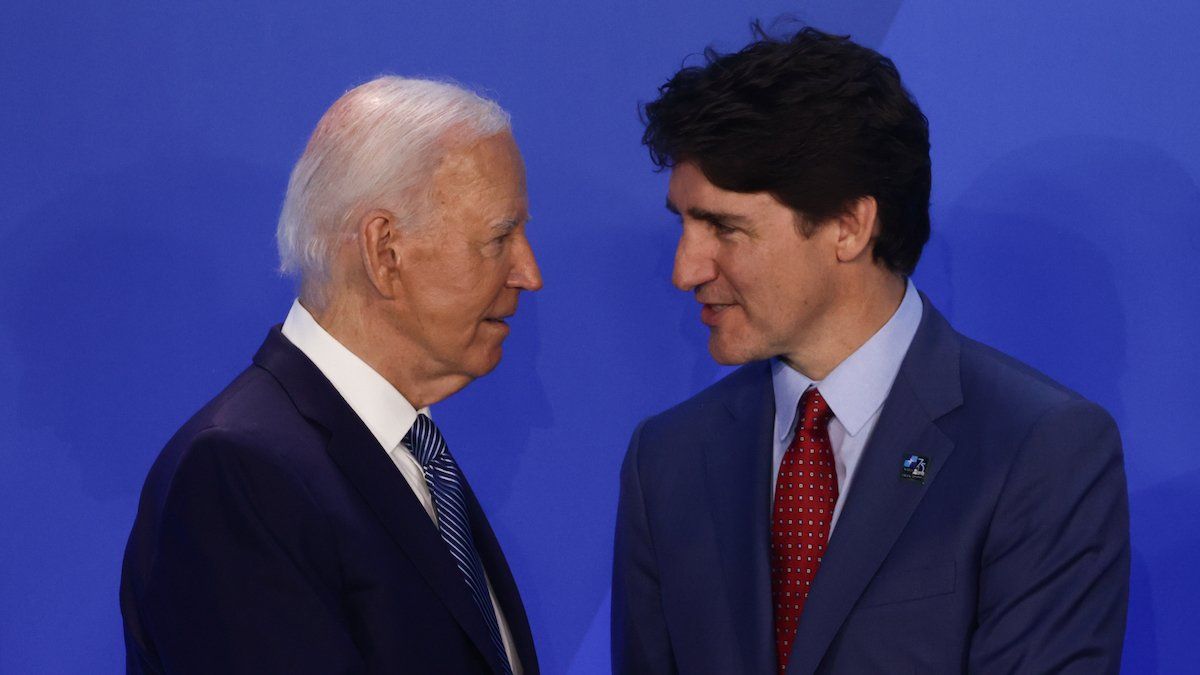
top-left (834, 196), bottom-right (879, 263)
top-left (357, 209), bottom-right (402, 299)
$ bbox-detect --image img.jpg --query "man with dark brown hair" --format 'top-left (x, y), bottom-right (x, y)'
top-left (613, 26), bottom-right (1129, 674)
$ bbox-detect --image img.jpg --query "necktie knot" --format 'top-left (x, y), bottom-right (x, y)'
top-left (403, 413), bottom-right (446, 468)
top-left (797, 387), bottom-right (834, 434)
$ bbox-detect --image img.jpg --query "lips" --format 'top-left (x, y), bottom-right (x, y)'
top-left (699, 303), bottom-right (734, 326)
top-left (483, 311), bottom-right (514, 326)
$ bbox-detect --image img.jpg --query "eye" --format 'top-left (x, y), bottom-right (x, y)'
top-left (711, 220), bottom-right (737, 235)
top-left (489, 219), bottom-right (523, 246)
top-left (483, 228), bottom-right (517, 256)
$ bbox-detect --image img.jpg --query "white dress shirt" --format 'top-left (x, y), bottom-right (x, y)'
top-left (771, 279), bottom-right (923, 535)
top-left (281, 300), bottom-right (521, 674)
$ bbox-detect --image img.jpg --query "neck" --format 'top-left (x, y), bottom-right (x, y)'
top-left (303, 293), bottom-right (470, 410)
top-left (781, 272), bottom-right (907, 381)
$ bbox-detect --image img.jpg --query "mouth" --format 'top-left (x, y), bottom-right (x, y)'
top-left (483, 314), bottom-right (513, 326)
top-left (699, 303), bottom-right (734, 326)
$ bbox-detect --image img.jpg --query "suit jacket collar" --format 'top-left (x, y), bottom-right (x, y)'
top-left (785, 294), bottom-right (963, 673)
top-left (252, 327), bottom-right (536, 675)
top-left (279, 298), bottom-right (422, 453)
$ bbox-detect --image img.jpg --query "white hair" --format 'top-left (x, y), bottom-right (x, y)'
top-left (276, 76), bottom-right (511, 303)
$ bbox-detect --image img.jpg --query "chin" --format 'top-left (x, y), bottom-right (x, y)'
top-left (707, 335), bottom-right (758, 366)
top-left (464, 346), bottom-right (504, 379)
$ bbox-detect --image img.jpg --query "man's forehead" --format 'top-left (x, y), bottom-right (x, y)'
top-left (438, 134), bottom-right (518, 173)
top-left (666, 164), bottom-right (775, 216)
top-left (432, 135), bottom-right (526, 196)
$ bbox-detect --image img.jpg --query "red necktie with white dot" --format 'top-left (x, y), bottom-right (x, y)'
top-left (770, 387), bottom-right (837, 674)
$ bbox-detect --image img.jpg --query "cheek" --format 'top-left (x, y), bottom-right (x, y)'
top-left (454, 274), bottom-right (509, 341)
top-left (417, 255), bottom-right (494, 312)
top-left (720, 257), bottom-right (771, 311)
top-left (467, 269), bottom-right (507, 317)
top-left (409, 248), bottom-right (513, 339)
top-left (724, 255), bottom-right (806, 333)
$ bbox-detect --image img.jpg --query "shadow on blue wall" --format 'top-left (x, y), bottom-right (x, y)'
top-left (440, 294), bottom-right (552, 507)
top-left (0, 156), bottom-right (286, 498)
top-left (1127, 468), bottom-right (1200, 673)
top-left (0, 154), bottom-right (291, 668)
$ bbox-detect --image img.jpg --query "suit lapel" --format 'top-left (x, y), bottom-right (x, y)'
top-left (786, 299), bottom-right (963, 674)
top-left (253, 328), bottom-right (507, 674)
top-left (704, 362), bottom-right (778, 675)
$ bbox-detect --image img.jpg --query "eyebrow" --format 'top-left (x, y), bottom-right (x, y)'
top-left (665, 199), bottom-right (747, 225)
top-left (491, 217), bottom-right (523, 234)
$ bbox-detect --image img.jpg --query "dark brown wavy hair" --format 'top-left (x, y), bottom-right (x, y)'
top-left (641, 24), bottom-right (931, 275)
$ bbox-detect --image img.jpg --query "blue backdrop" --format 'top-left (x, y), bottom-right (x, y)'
top-left (2, 1), bottom-right (1197, 672)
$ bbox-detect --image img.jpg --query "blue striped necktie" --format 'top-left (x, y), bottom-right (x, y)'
top-left (404, 414), bottom-right (512, 675)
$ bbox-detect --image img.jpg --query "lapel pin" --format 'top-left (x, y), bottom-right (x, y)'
top-left (901, 454), bottom-right (929, 482)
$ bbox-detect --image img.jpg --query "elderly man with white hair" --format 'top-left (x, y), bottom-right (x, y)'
top-left (120, 77), bottom-right (542, 674)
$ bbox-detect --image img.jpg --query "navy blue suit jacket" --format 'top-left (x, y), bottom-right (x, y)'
top-left (121, 328), bottom-right (538, 674)
top-left (613, 297), bottom-right (1129, 674)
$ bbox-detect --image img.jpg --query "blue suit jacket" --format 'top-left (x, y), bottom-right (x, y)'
top-left (121, 328), bottom-right (538, 674)
top-left (613, 297), bottom-right (1128, 674)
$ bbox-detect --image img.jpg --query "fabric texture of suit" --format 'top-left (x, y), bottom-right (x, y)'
top-left (121, 328), bottom-right (538, 674)
top-left (612, 295), bottom-right (1129, 674)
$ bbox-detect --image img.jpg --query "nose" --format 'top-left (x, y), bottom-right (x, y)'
top-left (507, 233), bottom-right (543, 292)
top-left (672, 225), bottom-right (717, 292)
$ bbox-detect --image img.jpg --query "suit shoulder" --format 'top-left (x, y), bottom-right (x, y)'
top-left (176, 365), bottom-right (322, 454)
top-left (957, 335), bottom-right (1098, 414)
top-left (948, 335), bottom-right (1119, 454)
top-left (627, 361), bottom-right (768, 462)
top-left (140, 366), bottom-right (325, 506)
top-left (642, 362), bottom-right (764, 429)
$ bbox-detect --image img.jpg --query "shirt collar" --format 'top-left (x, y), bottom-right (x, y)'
top-left (773, 279), bottom-right (924, 439)
top-left (280, 299), bottom-right (427, 452)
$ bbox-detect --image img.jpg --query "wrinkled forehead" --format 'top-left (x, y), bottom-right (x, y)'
top-left (430, 133), bottom-right (529, 223)
top-left (436, 131), bottom-right (525, 183)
